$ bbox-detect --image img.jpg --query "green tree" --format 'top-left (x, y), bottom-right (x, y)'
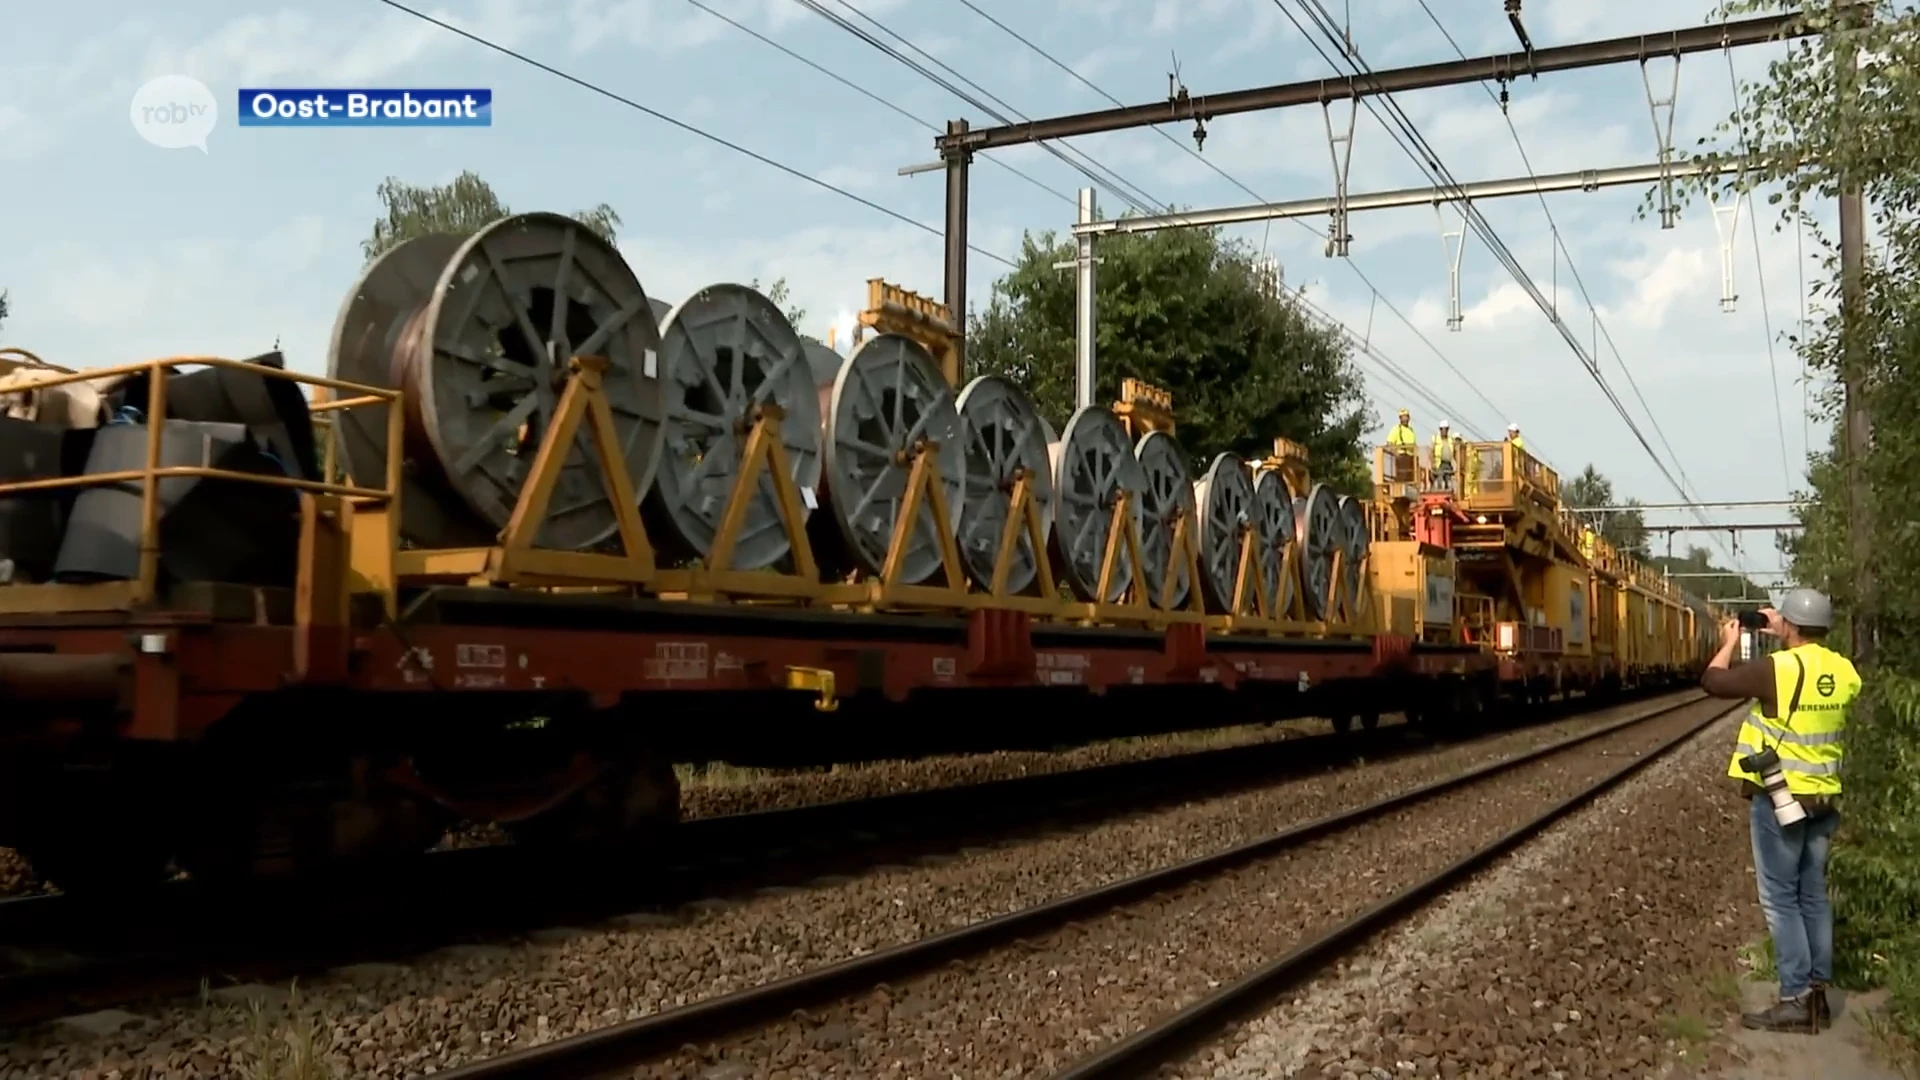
top-left (748, 277), bottom-right (807, 332)
top-left (966, 227), bottom-right (1368, 493)
top-left (361, 171), bottom-right (622, 263)
top-left (1667, 0), bottom-right (1920, 1055)
top-left (0, 288), bottom-right (9, 332)
top-left (1561, 464), bottom-right (1650, 557)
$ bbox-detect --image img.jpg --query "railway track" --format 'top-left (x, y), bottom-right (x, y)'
top-left (423, 690), bottom-right (1735, 1080)
top-left (0, 694), bottom-right (1637, 1029)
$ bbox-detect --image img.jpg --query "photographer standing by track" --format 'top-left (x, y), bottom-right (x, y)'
top-left (1701, 588), bottom-right (1860, 1034)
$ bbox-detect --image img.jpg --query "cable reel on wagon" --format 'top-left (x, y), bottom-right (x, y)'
top-left (648, 283), bottom-right (824, 572)
top-left (328, 213), bottom-right (668, 554)
top-left (953, 374), bottom-right (1055, 595)
top-left (813, 333), bottom-right (965, 585)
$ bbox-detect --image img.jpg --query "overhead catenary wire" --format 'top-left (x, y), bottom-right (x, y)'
top-left (368, 0), bottom-right (1019, 268)
top-left (788, 0), bottom-right (1165, 214)
top-left (1411, 0), bottom-right (1710, 506)
top-left (797, 0), bottom-right (1494, 436)
top-left (679, 0), bottom-right (1077, 209)
top-left (1723, 45), bottom-right (1797, 495)
top-left (950, 0), bottom-right (1519, 444)
top-left (1276, 0), bottom-right (1724, 554)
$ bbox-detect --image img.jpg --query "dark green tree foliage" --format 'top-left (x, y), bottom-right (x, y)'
top-left (966, 227), bottom-right (1369, 494)
top-left (1561, 464), bottom-right (1650, 557)
top-left (362, 170), bottom-right (622, 264)
top-left (1666, 0), bottom-right (1920, 1054)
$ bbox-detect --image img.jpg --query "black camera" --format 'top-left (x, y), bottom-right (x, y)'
top-left (1736, 609), bottom-right (1769, 630)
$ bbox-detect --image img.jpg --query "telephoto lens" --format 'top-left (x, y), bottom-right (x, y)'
top-left (1741, 746), bottom-right (1807, 825)
top-left (1736, 609), bottom-right (1769, 630)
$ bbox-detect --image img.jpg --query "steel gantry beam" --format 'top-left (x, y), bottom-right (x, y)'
top-left (933, 10), bottom-right (1826, 154)
top-left (932, 8), bottom-right (1838, 385)
top-left (1067, 157), bottom-right (1768, 236)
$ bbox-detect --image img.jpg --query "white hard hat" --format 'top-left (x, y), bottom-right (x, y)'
top-left (1507, 422), bottom-right (1520, 432)
top-left (1438, 419), bottom-right (1450, 428)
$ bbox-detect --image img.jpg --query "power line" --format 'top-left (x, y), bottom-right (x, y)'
top-left (1721, 43), bottom-right (1795, 496)
top-left (951, 0), bottom-right (1518, 443)
top-left (1410, 0), bottom-right (1708, 510)
top-left (790, 0), bottom-right (1163, 213)
top-left (801, 0), bottom-right (1495, 437)
top-left (1273, 0), bottom-right (1719, 548)
top-left (369, 0), bottom-right (1018, 267)
top-left (679, 0), bottom-right (1076, 209)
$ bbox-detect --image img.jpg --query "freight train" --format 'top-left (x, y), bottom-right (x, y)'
top-left (0, 214), bottom-right (1728, 891)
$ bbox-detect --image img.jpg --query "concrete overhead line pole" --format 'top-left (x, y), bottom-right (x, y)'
top-left (932, 8), bottom-right (1837, 405)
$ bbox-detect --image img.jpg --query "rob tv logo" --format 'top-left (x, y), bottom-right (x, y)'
top-left (130, 75), bottom-right (219, 152)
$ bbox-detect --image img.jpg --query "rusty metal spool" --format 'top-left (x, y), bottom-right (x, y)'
top-left (813, 333), bottom-right (964, 584)
top-left (953, 375), bottom-right (1054, 594)
top-left (1293, 483), bottom-right (1341, 621)
top-left (647, 283), bottom-right (823, 570)
top-left (1134, 430), bottom-right (1195, 610)
top-left (1251, 468), bottom-right (1297, 618)
top-left (1048, 406), bottom-right (1146, 604)
top-left (327, 213), bottom-right (668, 551)
top-left (1193, 453), bottom-right (1254, 614)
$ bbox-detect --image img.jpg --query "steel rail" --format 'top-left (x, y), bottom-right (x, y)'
top-left (1049, 696), bottom-right (1748, 1079)
top-left (429, 689), bottom-right (1716, 1080)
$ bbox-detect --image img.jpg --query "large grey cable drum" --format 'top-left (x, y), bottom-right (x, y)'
top-left (1193, 453), bottom-right (1255, 613)
top-left (1335, 493), bottom-right (1370, 618)
top-left (1293, 483), bottom-right (1341, 620)
top-left (953, 374), bottom-right (1053, 594)
top-left (1048, 406), bottom-right (1146, 603)
top-left (1252, 469), bottom-right (1297, 617)
top-left (816, 333), bottom-right (964, 584)
top-left (648, 283), bottom-right (823, 570)
top-left (1134, 430), bottom-right (1195, 610)
top-left (327, 213), bottom-right (668, 551)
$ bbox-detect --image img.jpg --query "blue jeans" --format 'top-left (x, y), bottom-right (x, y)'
top-left (1750, 794), bottom-right (1840, 998)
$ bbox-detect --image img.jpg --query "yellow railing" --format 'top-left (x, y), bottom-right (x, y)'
top-left (0, 355), bottom-right (399, 608)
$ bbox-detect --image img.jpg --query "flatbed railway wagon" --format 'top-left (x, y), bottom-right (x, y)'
top-left (0, 214), bottom-right (1710, 890)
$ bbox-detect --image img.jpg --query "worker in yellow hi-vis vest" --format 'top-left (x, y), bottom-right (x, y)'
top-left (1386, 408), bottom-right (1417, 482)
top-left (1702, 588), bottom-right (1859, 1035)
top-left (1430, 419), bottom-right (1457, 492)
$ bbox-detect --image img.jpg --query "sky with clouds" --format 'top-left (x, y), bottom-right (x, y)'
top-left (1, 0), bottom-right (1835, 590)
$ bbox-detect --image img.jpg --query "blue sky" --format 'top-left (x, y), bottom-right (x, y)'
top-left (1, 0), bottom-right (1834, 588)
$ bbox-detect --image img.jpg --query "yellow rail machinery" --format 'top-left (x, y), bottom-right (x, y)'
top-left (1448, 440), bottom-right (1594, 698)
top-left (1368, 444), bottom-right (1469, 648)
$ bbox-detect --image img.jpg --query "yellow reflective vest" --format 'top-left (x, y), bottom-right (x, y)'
top-left (1388, 424), bottom-right (1417, 448)
top-left (1432, 433), bottom-right (1455, 465)
top-left (1509, 434), bottom-right (1526, 452)
top-left (1726, 642), bottom-right (1858, 796)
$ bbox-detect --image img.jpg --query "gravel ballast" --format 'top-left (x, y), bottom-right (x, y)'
top-left (627, 698), bottom-right (1727, 1079)
top-left (1175, 703), bottom-right (1759, 1080)
top-left (0, 694), bottom-right (1699, 1079)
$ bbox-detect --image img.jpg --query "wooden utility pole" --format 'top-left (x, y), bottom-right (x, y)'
top-left (1836, 6), bottom-right (1875, 665)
